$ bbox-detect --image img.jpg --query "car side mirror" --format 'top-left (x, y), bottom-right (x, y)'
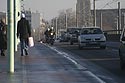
top-left (122, 37), bottom-right (125, 41)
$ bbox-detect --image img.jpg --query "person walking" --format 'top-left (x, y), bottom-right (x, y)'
top-left (0, 18), bottom-right (7, 56)
top-left (17, 13), bottom-right (31, 56)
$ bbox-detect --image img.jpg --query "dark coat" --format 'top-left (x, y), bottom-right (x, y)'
top-left (0, 22), bottom-right (7, 49)
top-left (17, 18), bottom-right (31, 39)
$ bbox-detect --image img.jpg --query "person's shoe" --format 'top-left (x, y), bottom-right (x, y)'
top-left (25, 49), bottom-right (28, 55)
top-left (21, 54), bottom-right (24, 56)
top-left (25, 51), bottom-right (28, 55)
top-left (1, 53), bottom-right (5, 56)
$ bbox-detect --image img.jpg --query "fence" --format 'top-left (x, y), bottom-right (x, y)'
top-left (103, 30), bottom-right (122, 42)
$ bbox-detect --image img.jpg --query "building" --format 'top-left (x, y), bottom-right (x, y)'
top-left (24, 10), bottom-right (41, 29)
top-left (76, 0), bottom-right (92, 27)
top-left (24, 10), bottom-right (46, 40)
top-left (31, 11), bottom-right (40, 29)
top-left (95, 9), bottom-right (125, 31)
top-left (0, 12), bottom-right (6, 23)
top-left (24, 10), bottom-right (32, 27)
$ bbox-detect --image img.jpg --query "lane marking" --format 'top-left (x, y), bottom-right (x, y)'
top-left (111, 49), bottom-right (118, 52)
top-left (87, 71), bottom-right (106, 83)
top-left (44, 44), bottom-right (106, 83)
top-left (97, 75), bottom-right (114, 80)
top-left (76, 58), bottom-right (120, 61)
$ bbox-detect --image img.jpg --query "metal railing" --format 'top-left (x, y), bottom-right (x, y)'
top-left (103, 29), bottom-right (122, 34)
top-left (103, 30), bottom-right (122, 41)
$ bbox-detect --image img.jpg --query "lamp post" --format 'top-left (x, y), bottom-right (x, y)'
top-left (65, 12), bottom-right (68, 30)
top-left (7, 0), bottom-right (15, 73)
top-left (118, 2), bottom-right (121, 34)
top-left (100, 11), bottom-right (102, 29)
top-left (7, 0), bottom-right (21, 73)
top-left (93, 0), bottom-right (96, 27)
top-left (124, 13), bottom-right (125, 28)
top-left (55, 17), bottom-right (58, 38)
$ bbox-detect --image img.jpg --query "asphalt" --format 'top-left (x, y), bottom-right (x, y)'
top-left (0, 42), bottom-right (105, 83)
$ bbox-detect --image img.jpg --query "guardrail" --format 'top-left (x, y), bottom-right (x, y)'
top-left (103, 30), bottom-right (122, 35)
top-left (103, 30), bottom-right (122, 42)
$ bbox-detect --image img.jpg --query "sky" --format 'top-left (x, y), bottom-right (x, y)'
top-left (0, 0), bottom-right (125, 20)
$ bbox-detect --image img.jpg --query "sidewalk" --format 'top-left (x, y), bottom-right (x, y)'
top-left (0, 43), bottom-right (104, 83)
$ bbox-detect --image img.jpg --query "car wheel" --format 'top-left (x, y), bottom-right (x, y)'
top-left (78, 44), bottom-right (82, 50)
top-left (70, 41), bottom-right (73, 45)
top-left (119, 49), bottom-right (125, 70)
top-left (100, 46), bottom-right (106, 49)
top-left (120, 60), bottom-right (124, 70)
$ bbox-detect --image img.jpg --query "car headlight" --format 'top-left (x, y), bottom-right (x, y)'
top-left (51, 32), bottom-right (54, 35)
top-left (100, 36), bottom-right (106, 41)
top-left (71, 34), bottom-right (77, 38)
top-left (79, 36), bottom-right (85, 42)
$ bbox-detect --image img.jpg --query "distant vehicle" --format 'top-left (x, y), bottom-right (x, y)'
top-left (46, 32), bottom-right (55, 45)
top-left (78, 27), bottom-right (106, 49)
top-left (119, 27), bottom-right (125, 70)
top-left (59, 32), bottom-right (69, 42)
top-left (69, 28), bottom-right (82, 45)
top-left (63, 27), bottom-right (81, 42)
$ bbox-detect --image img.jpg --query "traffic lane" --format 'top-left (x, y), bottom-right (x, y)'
top-left (106, 41), bottom-right (120, 49)
top-left (25, 43), bottom-right (105, 83)
top-left (54, 42), bottom-right (125, 83)
top-left (54, 42), bottom-right (119, 59)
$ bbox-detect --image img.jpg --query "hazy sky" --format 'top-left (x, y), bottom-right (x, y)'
top-left (0, 0), bottom-right (125, 20)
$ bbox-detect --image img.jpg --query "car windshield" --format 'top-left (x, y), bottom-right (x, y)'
top-left (81, 28), bottom-right (103, 35)
top-left (67, 28), bottom-right (81, 34)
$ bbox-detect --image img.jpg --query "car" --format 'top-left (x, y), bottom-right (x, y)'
top-left (69, 28), bottom-right (82, 45)
top-left (119, 27), bottom-right (125, 70)
top-left (59, 32), bottom-right (70, 42)
top-left (63, 27), bottom-right (81, 43)
top-left (78, 27), bottom-right (106, 49)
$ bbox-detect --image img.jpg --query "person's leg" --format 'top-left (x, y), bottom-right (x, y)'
top-left (1, 49), bottom-right (5, 56)
top-left (24, 48), bottom-right (28, 55)
top-left (24, 39), bottom-right (28, 55)
top-left (20, 39), bottom-right (25, 56)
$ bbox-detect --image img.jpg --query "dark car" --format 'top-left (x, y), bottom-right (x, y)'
top-left (68, 27), bottom-right (82, 45)
top-left (119, 27), bottom-right (125, 70)
top-left (59, 32), bottom-right (69, 42)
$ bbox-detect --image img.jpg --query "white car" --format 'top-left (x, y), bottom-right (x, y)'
top-left (78, 27), bottom-right (106, 49)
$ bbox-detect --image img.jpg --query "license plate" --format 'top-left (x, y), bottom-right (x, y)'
top-left (89, 42), bottom-right (97, 44)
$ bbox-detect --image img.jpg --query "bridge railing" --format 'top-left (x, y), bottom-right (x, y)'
top-left (103, 30), bottom-right (122, 42)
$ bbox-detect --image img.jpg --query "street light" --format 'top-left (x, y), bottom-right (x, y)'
top-left (93, 0), bottom-right (103, 27)
top-left (93, 0), bottom-right (96, 27)
top-left (65, 11), bottom-right (68, 30)
top-left (55, 17), bottom-right (58, 38)
top-left (7, 0), bottom-right (14, 73)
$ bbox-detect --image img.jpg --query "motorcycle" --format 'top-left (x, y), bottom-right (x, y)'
top-left (49, 32), bottom-right (55, 45)
top-left (45, 32), bottom-right (55, 45)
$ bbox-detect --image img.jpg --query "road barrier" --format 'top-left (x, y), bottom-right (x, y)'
top-left (104, 30), bottom-right (121, 42)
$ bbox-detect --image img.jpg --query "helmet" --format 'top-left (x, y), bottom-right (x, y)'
top-left (47, 28), bottom-right (50, 31)
top-left (21, 13), bottom-right (25, 18)
top-left (51, 27), bottom-right (54, 30)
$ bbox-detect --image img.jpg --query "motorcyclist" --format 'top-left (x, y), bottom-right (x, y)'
top-left (49, 28), bottom-right (55, 37)
top-left (44, 28), bottom-right (55, 44)
top-left (44, 28), bottom-right (50, 43)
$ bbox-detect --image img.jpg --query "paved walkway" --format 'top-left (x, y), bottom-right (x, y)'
top-left (0, 43), bottom-right (105, 83)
